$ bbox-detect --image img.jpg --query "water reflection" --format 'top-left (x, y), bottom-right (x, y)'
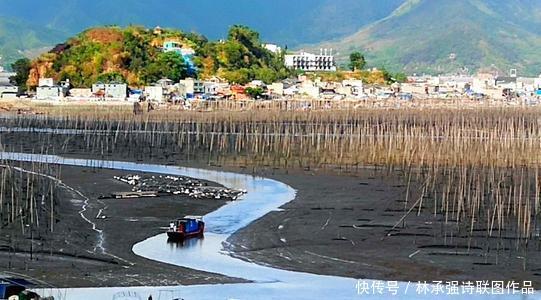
top-left (167, 235), bottom-right (205, 249)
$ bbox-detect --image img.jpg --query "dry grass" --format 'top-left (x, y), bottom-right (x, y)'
top-left (6, 105), bottom-right (541, 169)
top-left (2, 104), bottom-right (541, 260)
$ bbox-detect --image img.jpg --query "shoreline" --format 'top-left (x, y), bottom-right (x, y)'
top-left (0, 162), bottom-right (245, 288)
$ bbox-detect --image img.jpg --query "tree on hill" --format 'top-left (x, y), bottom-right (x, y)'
top-left (222, 68), bottom-right (252, 85)
top-left (142, 52), bottom-right (188, 83)
top-left (10, 58), bottom-right (31, 92)
top-left (349, 51), bottom-right (366, 71)
top-left (380, 67), bottom-right (408, 84)
top-left (96, 72), bottom-right (126, 83)
top-left (204, 25), bottom-right (291, 84)
top-left (123, 30), bottom-right (152, 73)
top-left (228, 25), bottom-right (261, 52)
top-left (254, 67), bottom-right (278, 84)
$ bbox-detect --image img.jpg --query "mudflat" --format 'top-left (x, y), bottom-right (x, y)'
top-left (1, 129), bottom-right (540, 288)
top-left (225, 167), bottom-right (541, 287)
top-left (0, 165), bottom-right (245, 288)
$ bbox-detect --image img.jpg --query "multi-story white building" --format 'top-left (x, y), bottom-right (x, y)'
top-left (284, 50), bottom-right (336, 72)
top-left (179, 78), bottom-right (204, 98)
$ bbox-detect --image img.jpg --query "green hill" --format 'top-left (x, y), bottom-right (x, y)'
top-left (25, 26), bottom-right (289, 88)
top-left (319, 0), bottom-right (541, 75)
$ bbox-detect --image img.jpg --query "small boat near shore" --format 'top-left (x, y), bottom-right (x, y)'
top-left (167, 216), bottom-right (205, 241)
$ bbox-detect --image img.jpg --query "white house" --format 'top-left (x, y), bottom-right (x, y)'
top-left (494, 76), bottom-right (517, 91)
top-left (342, 79), bottom-right (363, 94)
top-left (107, 84), bottom-right (128, 99)
top-left (36, 86), bottom-right (66, 100)
top-left (472, 73), bottom-right (495, 94)
top-left (163, 41), bottom-right (196, 56)
top-left (517, 77), bottom-right (536, 93)
top-left (144, 86), bottom-right (165, 102)
top-left (34, 77), bottom-right (66, 100)
top-left (69, 88), bottom-right (93, 98)
top-left (157, 78), bottom-right (174, 88)
top-left (284, 86), bottom-right (299, 96)
top-left (92, 83), bottom-right (128, 99)
top-left (299, 81), bottom-right (321, 98)
top-left (0, 71), bottom-right (15, 86)
top-left (535, 75), bottom-right (541, 90)
top-left (268, 82), bottom-right (284, 96)
top-left (0, 84), bottom-right (18, 99)
top-left (203, 82), bottom-right (219, 95)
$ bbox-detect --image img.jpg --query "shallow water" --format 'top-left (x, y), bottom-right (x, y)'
top-left (0, 152), bottom-right (538, 300)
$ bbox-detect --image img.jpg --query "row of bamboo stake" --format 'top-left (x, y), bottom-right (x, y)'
top-left (1, 106), bottom-right (541, 264)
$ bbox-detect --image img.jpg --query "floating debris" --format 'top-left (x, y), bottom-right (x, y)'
top-left (112, 174), bottom-right (246, 201)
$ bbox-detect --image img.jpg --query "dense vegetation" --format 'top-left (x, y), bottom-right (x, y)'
top-left (303, 68), bottom-right (407, 85)
top-left (24, 25), bottom-right (290, 88)
top-left (196, 25), bottom-right (290, 84)
top-left (9, 58), bottom-right (31, 92)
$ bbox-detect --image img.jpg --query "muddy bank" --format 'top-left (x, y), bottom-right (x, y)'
top-left (0, 165), bottom-right (245, 288)
top-left (225, 167), bottom-right (541, 287)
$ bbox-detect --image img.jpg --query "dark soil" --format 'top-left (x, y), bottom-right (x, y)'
top-left (225, 166), bottom-right (541, 287)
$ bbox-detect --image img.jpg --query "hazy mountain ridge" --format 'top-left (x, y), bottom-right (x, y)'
top-left (2, 0), bottom-right (541, 75)
top-left (321, 0), bottom-right (541, 75)
top-left (0, 17), bottom-right (65, 66)
top-left (0, 0), bottom-right (406, 67)
top-left (0, 0), bottom-right (404, 65)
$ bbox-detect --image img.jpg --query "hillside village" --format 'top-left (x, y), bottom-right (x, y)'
top-left (1, 25), bottom-right (541, 107)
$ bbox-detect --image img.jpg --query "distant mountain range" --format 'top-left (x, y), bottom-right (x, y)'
top-left (1, 0), bottom-right (541, 75)
top-left (0, 17), bottom-right (64, 66)
top-left (318, 0), bottom-right (541, 75)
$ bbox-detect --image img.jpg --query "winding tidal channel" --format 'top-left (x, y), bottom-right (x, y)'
top-left (0, 152), bottom-right (538, 300)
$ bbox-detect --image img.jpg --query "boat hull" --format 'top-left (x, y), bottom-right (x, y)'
top-left (167, 228), bottom-right (204, 241)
